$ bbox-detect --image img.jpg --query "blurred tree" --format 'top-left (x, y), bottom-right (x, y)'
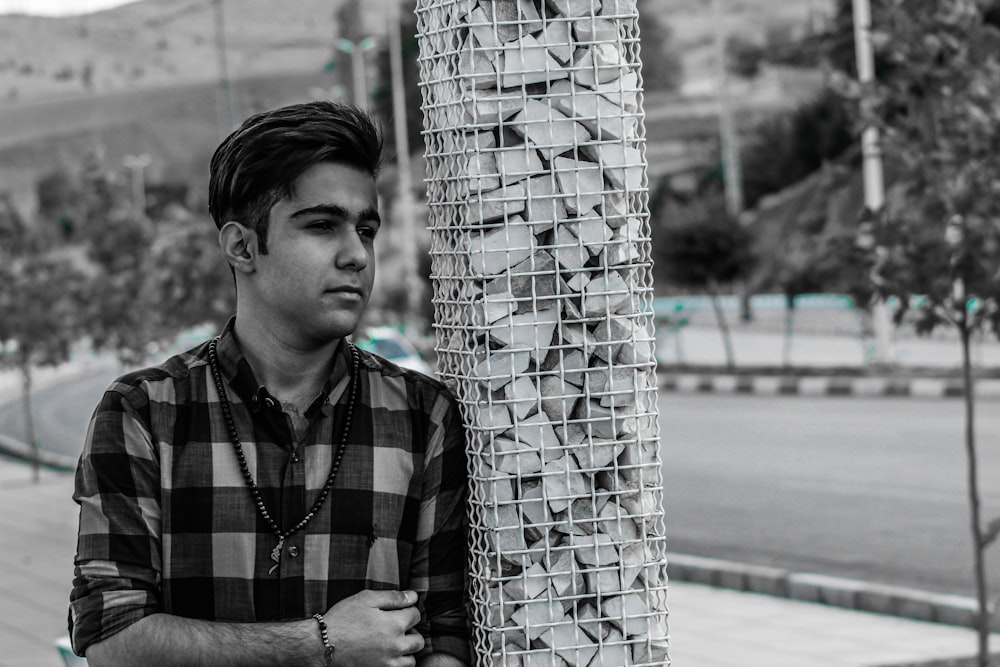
top-left (637, 0), bottom-right (683, 92)
top-left (846, 2), bottom-right (1000, 662)
top-left (653, 194), bottom-right (756, 368)
top-left (0, 247), bottom-right (89, 482)
top-left (725, 34), bottom-right (766, 79)
top-left (372, 0), bottom-right (422, 159)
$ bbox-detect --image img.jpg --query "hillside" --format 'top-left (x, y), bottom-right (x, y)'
top-left (0, 0), bottom-right (834, 213)
top-left (0, 0), bottom-right (833, 106)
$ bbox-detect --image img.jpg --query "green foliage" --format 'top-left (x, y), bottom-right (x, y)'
top-left (653, 194), bottom-right (757, 289)
top-left (853, 0), bottom-right (1000, 334)
top-left (742, 89), bottom-right (855, 209)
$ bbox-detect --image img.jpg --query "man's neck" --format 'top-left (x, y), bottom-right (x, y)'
top-left (232, 316), bottom-right (341, 408)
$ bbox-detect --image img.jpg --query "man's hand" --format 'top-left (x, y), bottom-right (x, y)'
top-left (325, 589), bottom-right (425, 667)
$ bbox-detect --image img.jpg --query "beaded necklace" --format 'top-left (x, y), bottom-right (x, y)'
top-left (207, 337), bottom-right (360, 575)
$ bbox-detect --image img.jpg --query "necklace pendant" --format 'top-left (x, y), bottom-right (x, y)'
top-left (268, 536), bottom-right (284, 575)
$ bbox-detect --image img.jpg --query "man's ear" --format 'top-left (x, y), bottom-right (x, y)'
top-left (219, 222), bottom-right (257, 274)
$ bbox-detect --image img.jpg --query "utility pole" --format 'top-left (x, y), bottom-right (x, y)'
top-left (710, 0), bottom-right (744, 218)
top-left (387, 0), bottom-right (421, 321)
top-left (213, 0), bottom-right (233, 137)
top-left (852, 0), bottom-right (893, 364)
top-left (338, 36), bottom-right (377, 108)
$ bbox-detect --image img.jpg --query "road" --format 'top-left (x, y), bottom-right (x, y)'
top-left (660, 392), bottom-right (1000, 597)
top-left (2, 372), bottom-right (999, 597)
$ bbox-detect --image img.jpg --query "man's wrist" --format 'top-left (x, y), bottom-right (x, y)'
top-left (312, 614), bottom-right (335, 667)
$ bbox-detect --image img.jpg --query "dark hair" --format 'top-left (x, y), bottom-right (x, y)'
top-left (208, 101), bottom-right (384, 253)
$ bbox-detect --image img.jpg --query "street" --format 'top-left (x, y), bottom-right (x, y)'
top-left (3, 370), bottom-right (1000, 597)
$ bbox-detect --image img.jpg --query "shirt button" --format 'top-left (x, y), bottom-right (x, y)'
top-left (288, 546), bottom-right (300, 558)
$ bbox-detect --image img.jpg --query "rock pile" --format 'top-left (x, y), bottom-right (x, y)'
top-left (415, 0), bottom-right (669, 663)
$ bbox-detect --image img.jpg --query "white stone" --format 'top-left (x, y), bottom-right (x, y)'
top-left (505, 376), bottom-right (538, 419)
top-left (469, 219), bottom-right (534, 276)
top-left (599, 0), bottom-right (637, 16)
top-left (510, 412), bottom-right (561, 451)
top-left (581, 143), bottom-right (643, 190)
top-left (577, 604), bottom-right (606, 641)
top-left (467, 91), bottom-right (525, 126)
top-left (568, 532), bottom-right (619, 567)
top-left (561, 323), bottom-right (594, 350)
top-left (594, 70), bottom-right (640, 111)
top-left (502, 35), bottom-right (569, 87)
top-left (520, 484), bottom-right (553, 535)
top-left (524, 175), bottom-right (571, 231)
top-left (572, 44), bottom-right (626, 88)
top-left (542, 456), bottom-right (588, 513)
top-left (458, 46), bottom-right (497, 88)
top-left (496, 146), bottom-right (545, 183)
top-left (566, 272), bottom-right (590, 295)
top-left (539, 374), bottom-right (584, 421)
top-left (573, 17), bottom-right (620, 42)
top-left (600, 240), bottom-right (638, 267)
top-left (555, 422), bottom-right (587, 448)
top-left (486, 504), bottom-right (528, 555)
top-left (604, 592), bottom-right (650, 636)
top-left (475, 349), bottom-right (531, 390)
top-left (466, 7), bottom-right (501, 52)
top-left (583, 272), bottom-right (631, 316)
top-left (591, 317), bottom-right (628, 361)
top-left (495, 436), bottom-right (543, 475)
top-left (597, 501), bottom-right (639, 541)
top-left (572, 400), bottom-right (618, 439)
top-left (538, 18), bottom-right (575, 65)
top-left (491, 308), bottom-right (559, 351)
top-left (544, 549), bottom-right (581, 598)
top-left (464, 152), bottom-right (500, 193)
top-left (553, 157), bottom-right (604, 214)
top-left (511, 595), bottom-right (563, 640)
top-left (537, 620), bottom-right (599, 666)
top-left (619, 542), bottom-right (646, 590)
top-left (572, 438), bottom-right (625, 470)
top-left (469, 182), bottom-right (527, 224)
top-left (548, 80), bottom-right (637, 142)
top-left (601, 191), bottom-right (630, 228)
top-left (596, 627), bottom-right (631, 666)
top-left (480, 403), bottom-right (513, 432)
top-left (558, 216), bottom-right (614, 255)
top-left (478, 290), bottom-right (516, 325)
top-left (511, 100), bottom-right (592, 161)
top-left (547, 348), bottom-right (587, 386)
top-left (504, 560), bottom-right (549, 602)
top-left (546, 0), bottom-right (601, 19)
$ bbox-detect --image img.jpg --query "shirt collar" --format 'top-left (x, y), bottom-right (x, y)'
top-left (213, 317), bottom-right (353, 415)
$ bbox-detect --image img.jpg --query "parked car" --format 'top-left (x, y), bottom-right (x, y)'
top-left (353, 326), bottom-right (434, 377)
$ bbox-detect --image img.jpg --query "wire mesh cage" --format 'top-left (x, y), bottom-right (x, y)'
top-left (414, 0), bottom-right (668, 664)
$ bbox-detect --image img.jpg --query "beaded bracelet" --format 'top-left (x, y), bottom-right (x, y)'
top-left (312, 613), bottom-right (335, 667)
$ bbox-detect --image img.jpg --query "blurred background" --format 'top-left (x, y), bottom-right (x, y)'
top-left (3, 0), bottom-right (1000, 665)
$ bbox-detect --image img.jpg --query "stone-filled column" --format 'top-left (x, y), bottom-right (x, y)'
top-left (414, 0), bottom-right (669, 664)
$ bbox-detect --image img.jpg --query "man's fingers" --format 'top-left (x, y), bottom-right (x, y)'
top-left (371, 588), bottom-right (418, 610)
top-left (402, 629), bottom-right (426, 656)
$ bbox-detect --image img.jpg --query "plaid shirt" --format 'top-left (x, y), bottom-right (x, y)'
top-left (70, 322), bottom-right (469, 661)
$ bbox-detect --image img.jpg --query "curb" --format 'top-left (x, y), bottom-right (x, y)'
top-left (658, 373), bottom-right (1000, 399)
top-left (668, 552), bottom-right (996, 631)
top-left (0, 432), bottom-right (78, 472)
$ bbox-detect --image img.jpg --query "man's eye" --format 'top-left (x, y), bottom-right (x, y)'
top-left (310, 220), bottom-right (335, 231)
top-left (359, 226), bottom-right (379, 240)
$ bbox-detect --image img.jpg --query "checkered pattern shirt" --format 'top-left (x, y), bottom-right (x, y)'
top-left (70, 322), bottom-right (470, 662)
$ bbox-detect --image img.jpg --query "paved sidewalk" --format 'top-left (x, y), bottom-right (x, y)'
top-left (1, 456), bottom-right (996, 667)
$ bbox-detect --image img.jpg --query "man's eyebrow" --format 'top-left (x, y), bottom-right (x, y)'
top-left (289, 204), bottom-right (381, 224)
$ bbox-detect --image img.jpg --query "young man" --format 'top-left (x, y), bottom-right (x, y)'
top-left (69, 102), bottom-right (469, 666)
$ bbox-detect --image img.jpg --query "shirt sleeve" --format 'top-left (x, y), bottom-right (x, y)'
top-left (69, 382), bottom-right (163, 656)
top-left (411, 390), bottom-right (471, 664)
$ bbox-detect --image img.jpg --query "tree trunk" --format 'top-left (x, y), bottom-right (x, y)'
top-left (18, 357), bottom-right (39, 484)
top-left (708, 281), bottom-right (735, 369)
top-left (783, 302), bottom-right (795, 368)
top-left (960, 323), bottom-right (990, 667)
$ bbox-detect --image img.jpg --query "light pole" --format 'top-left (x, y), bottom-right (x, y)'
top-left (213, 0), bottom-right (233, 137)
top-left (387, 0), bottom-right (420, 321)
top-left (852, 0), bottom-right (893, 364)
top-left (337, 36), bottom-right (377, 108)
top-left (710, 0), bottom-right (744, 218)
top-left (122, 153), bottom-right (152, 217)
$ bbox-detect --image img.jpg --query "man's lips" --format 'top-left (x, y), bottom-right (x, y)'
top-left (326, 286), bottom-right (364, 296)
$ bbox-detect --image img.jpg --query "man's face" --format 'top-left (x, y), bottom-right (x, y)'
top-left (249, 161), bottom-right (379, 346)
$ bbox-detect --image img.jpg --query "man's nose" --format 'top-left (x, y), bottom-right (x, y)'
top-left (336, 229), bottom-right (369, 269)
